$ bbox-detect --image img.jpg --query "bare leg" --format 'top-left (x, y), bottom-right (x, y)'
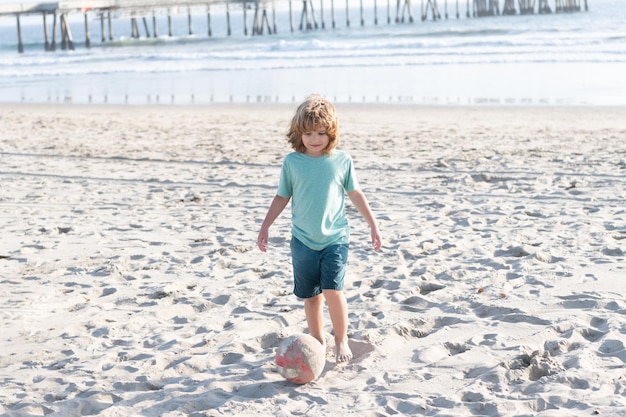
top-left (304, 294), bottom-right (325, 348)
top-left (323, 289), bottom-right (352, 363)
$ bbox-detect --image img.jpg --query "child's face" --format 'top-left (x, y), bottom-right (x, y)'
top-left (301, 126), bottom-right (330, 157)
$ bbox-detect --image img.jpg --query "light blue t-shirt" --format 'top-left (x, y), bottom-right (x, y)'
top-left (277, 150), bottom-right (359, 250)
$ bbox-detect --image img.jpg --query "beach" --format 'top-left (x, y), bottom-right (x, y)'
top-left (1, 103), bottom-right (625, 416)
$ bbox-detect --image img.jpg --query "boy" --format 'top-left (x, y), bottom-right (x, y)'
top-left (257, 94), bottom-right (381, 363)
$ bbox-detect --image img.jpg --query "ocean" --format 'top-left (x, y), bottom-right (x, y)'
top-left (0, 0), bottom-right (624, 105)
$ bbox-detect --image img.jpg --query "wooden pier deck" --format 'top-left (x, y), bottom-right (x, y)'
top-left (1, 0), bottom-right (589, 53)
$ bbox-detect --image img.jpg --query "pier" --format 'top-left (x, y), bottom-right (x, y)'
top-left (1, 0), bottom-right (589, 53)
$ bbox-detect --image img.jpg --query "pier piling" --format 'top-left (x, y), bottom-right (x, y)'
top-left (396, 0), bottom-right (412, 23)
top-left (422, 0), bottom-right (441, 20)
top-left (360, 0), bottom-right (364, 25)
top-left (51, 13), bottom-right (57, 50)
top-left (143, 16), bottom-right (151, 37)
top-left (153, 12), bottom-right (158, 37)
top-left (131, 16), bottom-right (139, 38)
top-left (310, 0), bottom-right (319, 29)
top-left (252, 3), bottom-right (274, 34)
top-left (264, 5), bottom-right (273, 33)
top-left (84, 13), bottom-right (90, 47)
top-left (60, 13), bottom-right (66, 49)
top-left (373, 0), bottom-right (378, 24)
top-left (299, 0), bottom-right (318, 30)
top-left (43, 12), bottom-right (51, 50)
top-left (16, 13), bottom-right (24, 53)
top-left (251, 3), bottom-right (258, 34)
top-left (66, 13), bottom-right (74, 50)
top-left (207, 5), bottom-right (212, 36)
top-left (519, 0), bottom-right (533, 14)
top-left (539, 0), bottom-right (552, 13)
top-left (188, 7), bottom-right (193, 34)
top-left (474, 0), bottom-right (499, 16)
top-left (502, 0), bottom-right (516, 15)
top-left (59, 13), bottom-right (68, 49)
top-left (243, 0), bottom-right (248, 35)
top-left (556, 0), bottom-right (581, 12)
top-left (273, 2), bottom-right (277, 32)
top-left (226, 0), bottom-right (231, 35)
top-left (107, 11), bottom-right (113, 40)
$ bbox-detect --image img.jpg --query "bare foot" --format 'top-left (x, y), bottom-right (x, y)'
top-left (334, 339), bottom-right (352, 363)
top-left (310, 335), bottom-right (328, 359)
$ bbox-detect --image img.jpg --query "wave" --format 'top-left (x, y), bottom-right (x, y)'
top-left (1, 34), bottom-right (622, 72)
top-left (2, 53), bottom-right (625, 79)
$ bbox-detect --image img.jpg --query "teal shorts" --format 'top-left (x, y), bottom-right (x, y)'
top-left (290, 237), bottom-right (349, 299)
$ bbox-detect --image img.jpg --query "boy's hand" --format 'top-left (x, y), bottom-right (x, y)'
top-left (257, 229), bottom-right (269, 252)
top-left (371, 228), bottom-right (382, 252)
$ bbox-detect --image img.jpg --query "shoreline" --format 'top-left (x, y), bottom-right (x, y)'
top-left (3, 102), bottom-right (626, 134)
top-left (4, 101), bottom-right (626, 108)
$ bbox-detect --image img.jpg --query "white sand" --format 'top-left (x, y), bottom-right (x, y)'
top-left (1, 103), bottom-right (625, 417)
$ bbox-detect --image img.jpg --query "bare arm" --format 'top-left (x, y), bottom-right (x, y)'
top-left (347, 189), bottom-right (382, 251)
top-left (257, 195), bottom-right (291, 252)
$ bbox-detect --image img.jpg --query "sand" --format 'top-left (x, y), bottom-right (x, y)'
top-left (0, 103), bottom-right (625, 417)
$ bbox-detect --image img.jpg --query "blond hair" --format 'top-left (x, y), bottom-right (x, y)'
top-left (286, 94), bottom-right (339, 155)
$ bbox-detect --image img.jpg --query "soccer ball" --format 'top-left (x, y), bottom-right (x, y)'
top-left (275, 334), bottom-right (325, 384)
